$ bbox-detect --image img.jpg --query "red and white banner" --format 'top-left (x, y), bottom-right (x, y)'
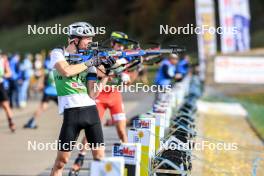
top-left (214, 56), bottom-right (264, 84)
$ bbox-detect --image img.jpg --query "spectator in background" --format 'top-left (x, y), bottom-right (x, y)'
top-left (31, 53), bottom-right (43, 99)
top-left (18, 53), bottom-right (33, 108)
top-left (8, 53), bottom-right (20, 108)
top-left (0, 52), bottom-right (16, 132)
top-left (34, 53), bottom-right (43, 79)
top-left (155, 53), bottom-right (182, 86)
top-left (175, 54), bottom-right (190, 80)
top-left (24, 55), bottom-right (57, 129)
top-left (3, 71), bottom-right (10, 91)
top-left (154, 53), bottom-right (182, 102)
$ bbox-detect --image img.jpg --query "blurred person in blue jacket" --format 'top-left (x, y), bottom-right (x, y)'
top-left (154, 53), bottom-right (182, 102)
top-left (24, 56), bottom-right (57, 129)
top-left (18, 53), bottom-right (33, 108)
top-left (155, 53), bottom-right (182, 86)
top-left (175, 54), bottom-right (190, 80)
top-left (8, 53), bottom-right (20, 108)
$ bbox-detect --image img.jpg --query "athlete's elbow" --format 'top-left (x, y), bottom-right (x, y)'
top-left (60, 69), bottom-right (73, 77)
top-left (89, 92), bottom-right (99, 100)
top-left (89, 94), bottom-right (97, 100)
top-left (55, 66), bottom-right (72, 77)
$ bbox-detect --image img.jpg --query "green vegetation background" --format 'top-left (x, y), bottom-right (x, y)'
top-left (0, 0), bottom-right (263, 53)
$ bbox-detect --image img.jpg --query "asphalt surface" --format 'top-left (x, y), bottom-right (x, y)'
top-left (0, 91), bottom-right (154, 176)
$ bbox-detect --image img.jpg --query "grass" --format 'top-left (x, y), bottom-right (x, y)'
top-left (241, 101), bottom-right (264, 139)
top-left (234, 93), bottom-right (264, 105)
top-left (252, 30), bottom-right (264, 48)
top-left (203, 93), bottom-right (264, 140)
top-left (234, 93), bottom-right (264, 140)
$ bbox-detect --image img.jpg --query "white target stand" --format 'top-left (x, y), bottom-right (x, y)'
top-left (153, 102), bottom-right (172, 128)
top-left (90, 157), bottom-right (124, 176)
top-left (112, 143), bottom-right (141, 176)
top-left (153, 112), bottom-right (165, 152)
top-left (128, 118), bottom-right (156, 176)
top-left (139, 112), bottom-right (166, 153)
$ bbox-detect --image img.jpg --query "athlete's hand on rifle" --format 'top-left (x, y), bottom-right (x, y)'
top-left (84, 57), bottom-right (102, 67)
top-left (84, 57), bottom-right (116, 68)
top-left (101, 57), bottom-right (116, 69)
top-left (101, 57), bottom-right (116, 75)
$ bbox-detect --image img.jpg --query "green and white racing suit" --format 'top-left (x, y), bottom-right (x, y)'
top-left (50, 48), bottom-right (104, 151)
top-left (50, 48), bottom-right (97, 114)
